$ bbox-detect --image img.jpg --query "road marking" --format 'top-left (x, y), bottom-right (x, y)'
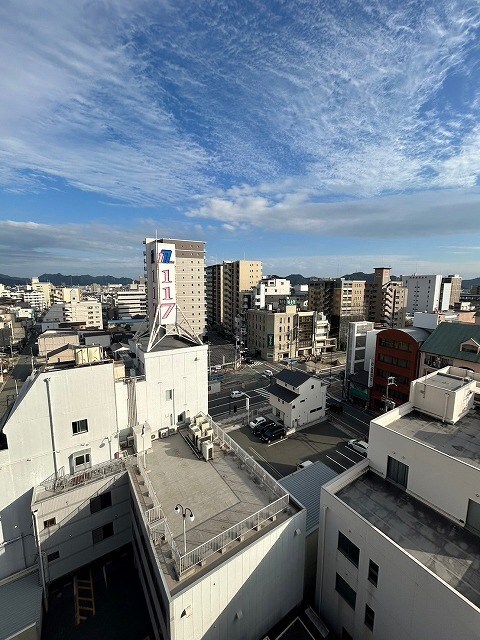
top-left (254, 388), bottom-right (270, 398)
top-left (325, 455), bottom-right (347, 470)
top-left (336, 449), bottom-right (360, 464)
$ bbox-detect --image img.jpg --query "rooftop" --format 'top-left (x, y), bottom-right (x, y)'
top-left (424, 371), bottom-right (470, 392)
top-left (386, 404), bottom-right (480, 470)
top-left (136, 334), bottom-right (204, 353)
top-left (269, 382), bottom-right (299, 404)
top-left (420, 322), bottom-right (480, 363)
top-left (275, 368), bottom-right (314, 388)
top-left (338, 472), bottom-right (480, 608)
top-left (131, 422), bottom-right (294, 592)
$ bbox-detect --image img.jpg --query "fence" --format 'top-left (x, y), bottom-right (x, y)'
top-left (40, 456), bottom-right (131, 493)
top-left (133, 415), bottom-right (290, 577)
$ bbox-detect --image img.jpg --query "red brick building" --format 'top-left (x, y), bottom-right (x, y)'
top-left (370, 327), bottom-right (429, 411)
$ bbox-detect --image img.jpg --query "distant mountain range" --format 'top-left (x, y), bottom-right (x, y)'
top-left (1, 271), bottom-right (479, 290)
top-left (285, 272), bottom-right (480, 289)
top-left (0, 273), bottom-right (134, 286)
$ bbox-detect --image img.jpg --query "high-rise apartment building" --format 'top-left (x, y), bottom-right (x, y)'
top-left (402, 274), bottom-right (447, 313)
top-left (441, 274), bottom-right (462, 307)
top-left (206, 260), bottom-right (262, 337)
top-left (308, 279), bottom-right (335, 317)
top-left (331, 278), bottom-right (366, 345)
top-left (205, 263), bottom-right (224, 326)
top-left (365, 267), bottom-right (407, 328)
top-left (144, 237), bottom-right (206, 341)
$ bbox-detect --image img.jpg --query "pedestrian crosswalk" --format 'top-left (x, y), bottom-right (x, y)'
top-left (255, 388), bottom-right (271, 398)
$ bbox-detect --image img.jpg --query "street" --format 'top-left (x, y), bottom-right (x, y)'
top-left (0, 332), bottom-right (37, 426)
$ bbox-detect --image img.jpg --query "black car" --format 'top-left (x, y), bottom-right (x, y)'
top-left (244, 358), bottom-right (255, 364)
top-left (260, 424), bottom-right (287, 444)
top-left (327, 400), bottom-right (343, 414)
top-left (252, 419), bottom-right (275, 438)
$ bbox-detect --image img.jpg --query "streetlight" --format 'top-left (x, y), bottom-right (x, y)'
top-left (175, 504), bottom-right (195, 555)
top-left (384, 376), bottom-right (397, 413)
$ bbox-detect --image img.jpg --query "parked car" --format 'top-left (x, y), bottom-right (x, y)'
top-left (264, 369), bottom-right (273, 376)
top-left (244, 358), bottom-right (255, 364)
top-left (249, 416), bottom-right (266, 429)
top-left (252, 419), bottom-right (275, 437)
top-left (230, 390), bottom-right (244, 399)
top-left (348, 439), bottom-right (368, 455)
top-left (327, 399), bottom-right (343, 414)
top-left (260, 424), bottom-right (287, 444)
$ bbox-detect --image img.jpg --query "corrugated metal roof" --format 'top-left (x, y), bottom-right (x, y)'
top-left (420, 322), bottom-right (480, 363)
top-left (268, 383), bottom-right (299, 403)
top-left (280, 462), bottom-right (338, 534)
top-left (0, 569), bottom-right (43, 639)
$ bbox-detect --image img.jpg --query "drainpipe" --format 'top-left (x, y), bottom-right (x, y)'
top-left (44, 378), bottom-right (58, 482)
top-left (32, 509), bottom-right (48, 612)
top-left (442, 392), bottom-right (449, 423)
top-left (317, 504), bottom-right (328, 611)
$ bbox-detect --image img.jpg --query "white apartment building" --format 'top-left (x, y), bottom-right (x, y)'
top-left (253, 278), bottom-right (291, 309)
top-left (402, 274), bottom-right (448, 314)
top-left (269, 369), bottom-right (326, 429)
top-left (0, 335), bottom-right (209, 581)
top-left (345, 321), bottom-right (375, 376)
top-left (115, 283), bottom-right (147, 318)
top-left (22, 289), bottom-right (47, 311)
top-left (316, 367), bottom-right (480, 640)
top-left (41, 301), bottom-right (103, 330)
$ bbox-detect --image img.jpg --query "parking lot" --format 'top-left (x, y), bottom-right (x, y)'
top-left (229, 418), bottom-right (366, 479)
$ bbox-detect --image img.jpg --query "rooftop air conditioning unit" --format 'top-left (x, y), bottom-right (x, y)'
top-left (202, 440), bottom-right (213, 462)
top-left (150, 432), bottom-right (158, 441)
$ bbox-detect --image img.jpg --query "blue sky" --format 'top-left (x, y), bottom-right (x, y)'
top-left (1, 0), bottom-right (480, 279)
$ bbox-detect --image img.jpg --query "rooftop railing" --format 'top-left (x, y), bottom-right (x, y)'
top-left (40, 456), bottom-right (131, 493)
top-left (136, 414), bottom-right (290, 577)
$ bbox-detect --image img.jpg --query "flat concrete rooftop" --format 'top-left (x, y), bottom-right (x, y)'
top-left (146, 433), bottom-right (276, 546)
top-left (133, 431), bottom-right (295, 592)
top-left (388, 405), bottom-right (480, 470)
top-left (426, 372), bottom-right (470, 392)
top-left (137, 334), bottom-right (203, 352)
top-left (338, 472), bottom-right (480, 608)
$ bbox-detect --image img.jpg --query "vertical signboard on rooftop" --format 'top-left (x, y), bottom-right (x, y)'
top-left (155, 242), bottom-right (177, 325)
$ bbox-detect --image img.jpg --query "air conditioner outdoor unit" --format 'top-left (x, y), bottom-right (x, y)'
top-left (202, 440), bottom-right (213, 461)
top-left (126, 435), bottom-right (134, 448)
top-left (159, 428), bottom-right (169, 439)
top-left (151, 432), bottom-right (158, 441)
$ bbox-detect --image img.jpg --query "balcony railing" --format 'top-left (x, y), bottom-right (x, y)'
top-left (40, 455), bottom-right (132, 493)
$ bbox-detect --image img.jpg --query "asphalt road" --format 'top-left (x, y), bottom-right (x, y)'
top-left (229, 420), bottom-right (366, 479)
top-left (0, 332), bottom-right (36, 425)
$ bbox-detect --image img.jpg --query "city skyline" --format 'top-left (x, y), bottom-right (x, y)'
top-left (2, 1), bottom-right (480, 277)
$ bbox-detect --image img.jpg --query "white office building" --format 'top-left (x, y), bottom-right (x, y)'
top-left (402, 274), bottom-right (448, 314)
top-left (115, 283), bottom-right (147, 318)
top-left (253, 278), bottom-right (291, 309)
top-left (316, 366), bottom-right (480, 640)
top-left (41, 301), bottom-right (103, 330)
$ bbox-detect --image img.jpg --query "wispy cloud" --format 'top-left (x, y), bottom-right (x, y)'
top-left (1, 0), bottom-right (480, 209)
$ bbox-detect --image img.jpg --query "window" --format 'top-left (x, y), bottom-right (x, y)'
top-left (90, 491), bottom-right (112, 514)
top-left (47, 551), bottom-right (60, 562)
top-left (364, 604), bottom-right (375, 630)
top-left (73, 451), bottom-right (91, 473)
top-left (165, 389), bottom-right (173, 401)
top-left (368, 560), bottom-right (379, 586)
top-left (338, 531), bottom-right (360, 567)
top-left (92, 522), bottom-right (114, 544)
top-left (335, 573), bottom-right (356, 609)
top-left (43, 518), bottom-right (56, 528)
top-left (387, 456), bottom-right (409, 488)
top-left (72, 419), bottom-right (88, 435)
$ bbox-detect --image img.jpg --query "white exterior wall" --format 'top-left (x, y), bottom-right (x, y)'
top-left (135, 344), bottom-right (209, 430)
top-left (317, 472), bottom-right (480, 640)
top-left (363, 329), bottom-right (381, 373)
top-left (0, 363), bottom-right (119, 579)
top-left (170, 509), bottom-right (306, 640)
top-left (254, 279), bottom-right (291, 309)
top-left (34, 473), bottom-right (131, 581)
top-left (270, 379), bottom-right (326, 428)
top-left (368, 413), bottom-right (479, 525)
top-left (402, 274), bottom-right (443, 314)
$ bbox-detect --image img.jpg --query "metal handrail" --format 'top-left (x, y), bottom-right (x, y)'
top-left (134, 415), bottom-right (290, 577)
top-left (40, 455), bottom-right (131, 492)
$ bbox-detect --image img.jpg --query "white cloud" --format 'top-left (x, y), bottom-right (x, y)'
top-left (1, 0), bottom-right (480, 209)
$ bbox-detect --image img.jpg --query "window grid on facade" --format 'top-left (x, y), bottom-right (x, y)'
top-left (335, 573), bottom-right (356, 609)
top-left (364, 604), bottom-right (375, 630)
top-left (338, 531), bottom-right (360, 567)
top-left (92, 522), bottom-right (114, 544)
top-left (368, 559), bottom-right (379, 586)
top-left (43, 517), bottom-right (56, 528)
top-left (90, 491), bottom-right (112, 514)
top-left (72, 418), bottom-right (88, 435)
